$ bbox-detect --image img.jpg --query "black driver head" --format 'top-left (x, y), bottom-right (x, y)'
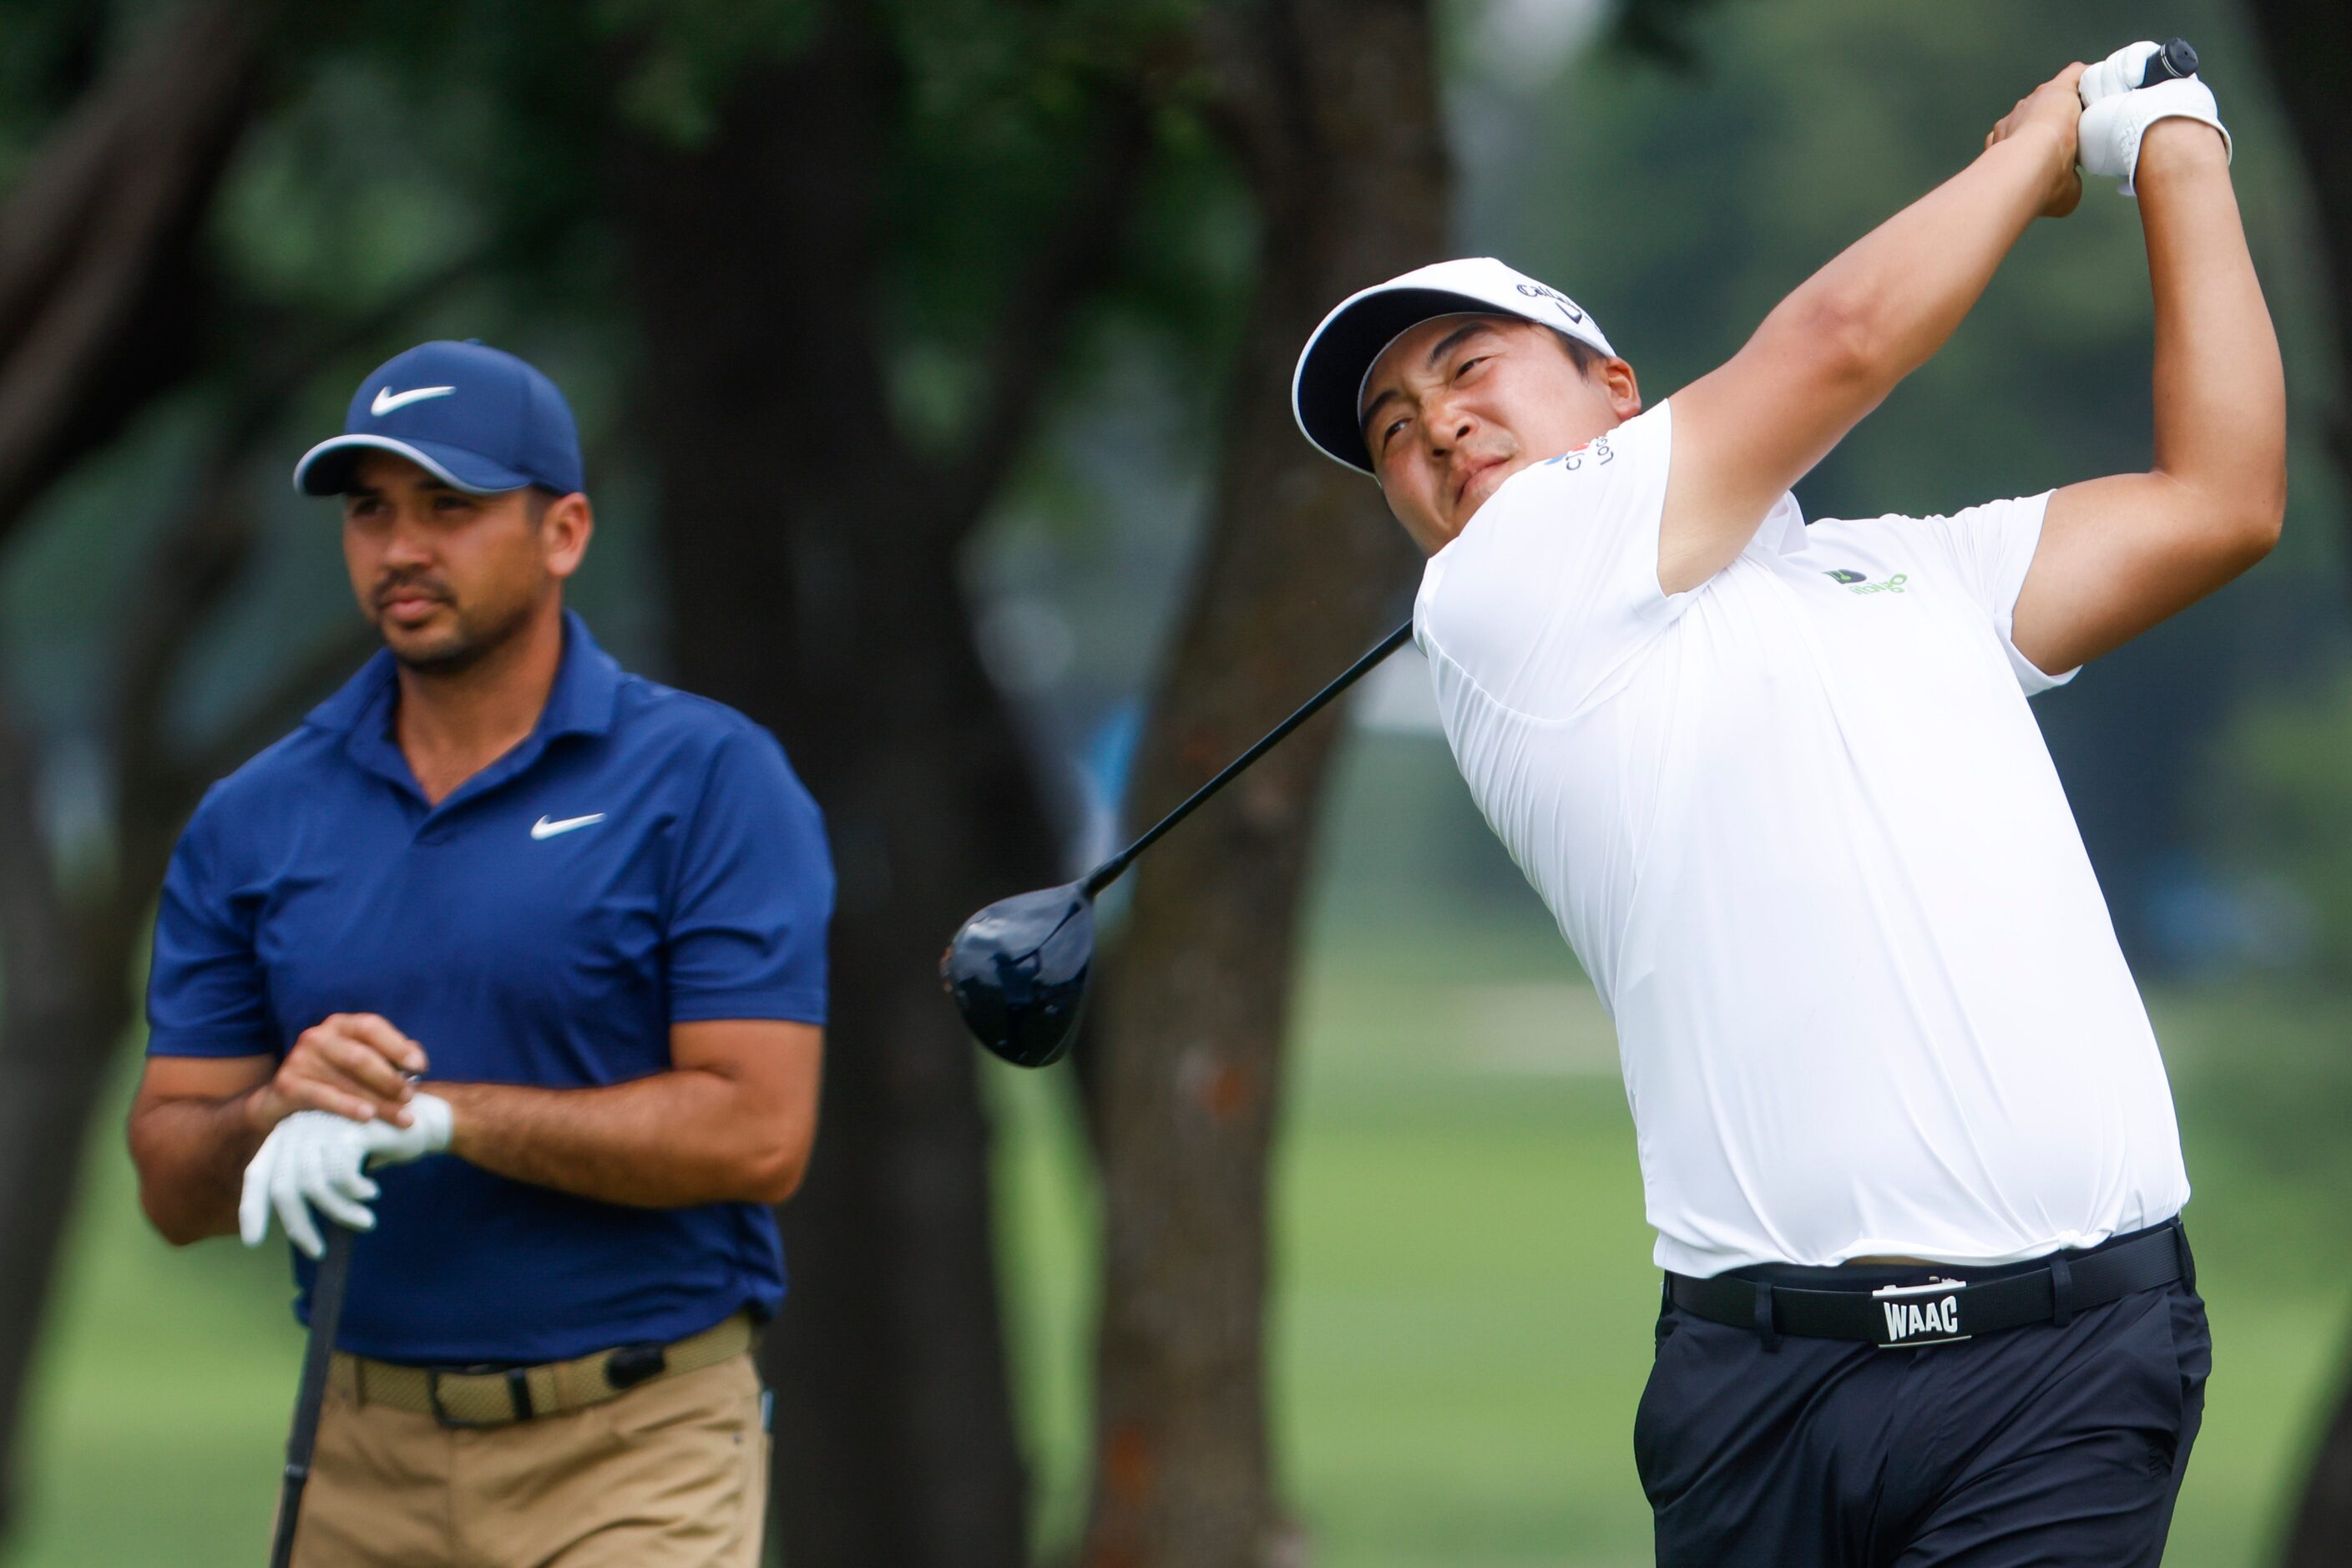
top-left (940, 883), bottom-right (1096, 1068)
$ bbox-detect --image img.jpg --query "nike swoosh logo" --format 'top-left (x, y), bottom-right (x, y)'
top-left (371, 385), bottom-right (457, 416)
top-left (530, 812), bottom-right (606, 840)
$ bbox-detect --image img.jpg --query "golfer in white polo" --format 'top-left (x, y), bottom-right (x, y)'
top-left (1292, 47), bottom-right (2278, 1565)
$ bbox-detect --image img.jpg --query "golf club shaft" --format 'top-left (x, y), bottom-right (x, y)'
top-left (268, 1222), bottom-right (355, 1568)
top-left (1081, 619), bottom-right (1414, 897)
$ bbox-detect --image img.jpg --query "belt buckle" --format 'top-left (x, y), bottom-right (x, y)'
top-left (427, 1364), bottom-right (534, 1428)
top-left (605, 1342), bottom-right (668, 1392)
top-left (1871, 1277), bottom-right (1972, 1349)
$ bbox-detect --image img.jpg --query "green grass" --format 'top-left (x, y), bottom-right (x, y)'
top-left (7, 933), bottom-right (2348, 1565)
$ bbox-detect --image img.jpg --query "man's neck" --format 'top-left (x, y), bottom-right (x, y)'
top-left (394, 603), bottom-right (566, 806)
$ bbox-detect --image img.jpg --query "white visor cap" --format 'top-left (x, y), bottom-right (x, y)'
top-left (1292, 256), bottom-right (1616, 475)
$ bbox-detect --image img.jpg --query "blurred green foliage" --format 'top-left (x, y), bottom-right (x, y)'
top-left (2208, 671), bottom-right (2352, 979)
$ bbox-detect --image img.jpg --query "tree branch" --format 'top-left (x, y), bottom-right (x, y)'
top-left (0, 0), bottom-right (266, 543)
top-left (926, 94), bottom-right (1156, 544)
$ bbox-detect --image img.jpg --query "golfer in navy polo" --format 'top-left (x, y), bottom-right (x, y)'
top-left (126, 341), bottom-right (830, 1566)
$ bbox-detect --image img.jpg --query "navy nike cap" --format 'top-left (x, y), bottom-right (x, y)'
top-left (292, 340), bottom-right (584, 498)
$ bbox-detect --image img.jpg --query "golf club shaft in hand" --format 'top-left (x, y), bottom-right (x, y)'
top-left (268, 1221), bottom-right (354, 1568)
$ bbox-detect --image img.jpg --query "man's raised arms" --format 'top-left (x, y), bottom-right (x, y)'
top-left (2011, 116), bottom-right (2284, 674)
top-left (1655, 67), bottom-right (2092, 594)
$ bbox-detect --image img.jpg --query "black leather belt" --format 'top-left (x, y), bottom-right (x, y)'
top-left (1667, 1219), bottom-right (2193, 1350)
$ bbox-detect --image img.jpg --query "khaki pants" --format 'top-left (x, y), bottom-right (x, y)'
top-left (286, 1351), bottom-right (769, 1567)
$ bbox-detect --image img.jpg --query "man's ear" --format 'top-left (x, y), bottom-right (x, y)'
top-left (1601, 357), bottom-right (1642, 417)
top-left (544, 493), bottom-right (595, 580)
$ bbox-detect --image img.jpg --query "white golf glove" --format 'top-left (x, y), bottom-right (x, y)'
top-left (2078, 41), bottom-right (2230, 197)
top-left (239, 1095), bottom-right (453, 1258)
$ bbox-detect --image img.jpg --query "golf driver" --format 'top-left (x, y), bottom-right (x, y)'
top-left (268, 1220), bottom-right (354, 1568)
top-left (943, 618), bottom-right (1414, 1068)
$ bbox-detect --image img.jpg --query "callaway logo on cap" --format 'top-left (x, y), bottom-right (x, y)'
top-left (1292, 257), bottom-right (1616, 475)
top-left (293, 340), bottom-right (585, 498)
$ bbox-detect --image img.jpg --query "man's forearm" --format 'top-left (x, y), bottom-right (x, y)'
top-left (1990, 99), bottom-right (2284, 675)
top-left (129, 1090), bottom-right (269, 1244)
top-left (1663, 116), bottom-right (2073, 587)
top-left (1772, 126), bottom-right (2061, 396)
top-left (2137, 120), bottom-right (2287, 529)
top-left (438, 1071), bottom-right (807, 1208)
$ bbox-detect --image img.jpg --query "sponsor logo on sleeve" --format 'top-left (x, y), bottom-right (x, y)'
top-left (1542, 432), bottom-right (1616, 473)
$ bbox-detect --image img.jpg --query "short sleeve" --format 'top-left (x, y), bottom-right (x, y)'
top-left (146, 788), bottom-right (278, 1058)
top-left (1907, 490), bottom-right (2077, 694)
top-left (1414, 399), bottom-right (1685, 721)
top-left (665, 727), bottom-right (833, 1024)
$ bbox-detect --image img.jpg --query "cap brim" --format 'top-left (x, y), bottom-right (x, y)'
top-left (292, 435), bottom-right (539, 498)
top-left (1292, 288), bottom-right (1521, 476)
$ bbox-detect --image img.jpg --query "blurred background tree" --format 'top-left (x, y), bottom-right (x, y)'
top-left (0, 0), bottom-right (273, 1529)
top-left (0, 1), bottom-right (2346, 1565)
top-left (1075, 1), bottom-right (1436, 1559)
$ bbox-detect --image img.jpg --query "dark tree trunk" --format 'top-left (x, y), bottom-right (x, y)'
top-left (2245, 0), bottom-right (2352, 591)
top-left (2245, 2), bottom-right (2352, 1560)
top-left (0, 695), bottom-right (99, 1539)
top-left (1078, 2), bottom-right (1442, 1563)
top-left (0, 2), bottom-right (264, 1535)
top-left (2286, 1334), bottom-right (2352, 1568)
top-left (0, 0), bottom-right (260, 543)
top-left (610, 5), bottom-right (1146, 1560)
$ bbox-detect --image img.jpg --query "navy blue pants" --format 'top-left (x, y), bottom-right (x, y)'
top-left (1635, 1271), bottom-right (2210, 1565)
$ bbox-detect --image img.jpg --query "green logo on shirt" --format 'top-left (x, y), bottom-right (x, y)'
top-left (1824, 569), bottom-right (1909, 595)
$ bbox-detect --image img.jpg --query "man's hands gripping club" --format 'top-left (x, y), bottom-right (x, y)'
top-left (240, 1095), bottom-right (453, 1258)
top-left (1982, 63), bottom-right (2087, 220)
top-left (240, 1012), bottom-right (448, 1258)
top-left (258, 1011), bottom-right (430, 1127)
top-left (2077, 41), bottom-right (2231, 196)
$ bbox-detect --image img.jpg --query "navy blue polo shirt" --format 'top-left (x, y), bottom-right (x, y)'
top-left (145, 612), bottom-right (832, 1364)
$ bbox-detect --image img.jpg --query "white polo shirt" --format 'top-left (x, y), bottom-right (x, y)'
top-left (1416, 400), bottom-right (2189, 1277)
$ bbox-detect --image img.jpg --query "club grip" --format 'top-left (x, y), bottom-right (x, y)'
top-left (2137, 38), bottom-right (2198, 87)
